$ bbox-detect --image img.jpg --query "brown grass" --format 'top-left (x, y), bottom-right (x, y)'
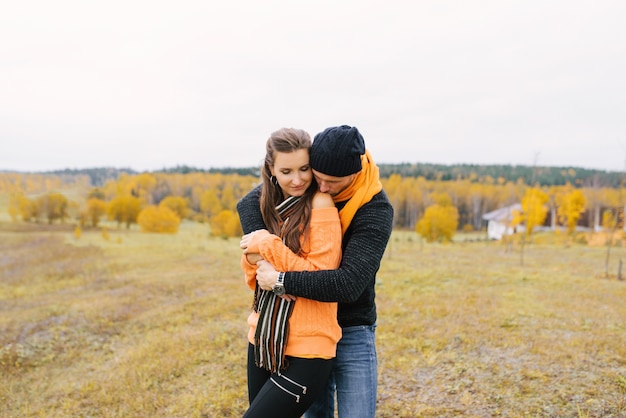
top-left (1, 223), bottom-right (625, 417)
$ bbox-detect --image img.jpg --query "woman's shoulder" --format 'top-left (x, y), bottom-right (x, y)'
top-left (311, 192), bottom-right (335, 209)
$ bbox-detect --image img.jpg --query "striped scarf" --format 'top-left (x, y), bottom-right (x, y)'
top-left (253, 195), bottom-right (301, 373)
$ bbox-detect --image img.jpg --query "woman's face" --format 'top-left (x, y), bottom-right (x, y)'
top-left (271, 149), bottom-right (313, 198)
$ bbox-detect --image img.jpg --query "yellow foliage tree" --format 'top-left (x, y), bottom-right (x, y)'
top-left (602, 210), bottom-right (618, 232)
top-left (38, 192), bottom-right (69, 224)
top-left (8, 191), bottom-right (22, 221)
top-left (515, 187), bottom-right (549, 237)
top-left (86, 198), bottom-right (108, 227)
top-left (159, 196), bottom-right (188, 219)
top-left (210, 209), bottom-right (243, 238)
top-left (220, 187), bottom-right (237, 211)
top-left (17, 195), bottom-right (38, 222)
top-left (87, 187), bottom-right (106, 200)
top-left (415, 193), bottom-right (459, 243)
top-left (556, 188), bottom-right (586, 235)
top-left (133, 173), bottom-right (158, 203)
top-left (137, 206), bottom-right (181, 233)
top-left (108, 195), bottom-right (142, 229)
top-left (200, 189), bottom-right (223, 219)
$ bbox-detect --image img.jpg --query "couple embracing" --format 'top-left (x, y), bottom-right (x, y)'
top-left (238, 125), bottom-right (393, 418)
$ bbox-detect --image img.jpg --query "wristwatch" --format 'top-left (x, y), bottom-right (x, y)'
top-left (273, 272), bottom-right (285, 296)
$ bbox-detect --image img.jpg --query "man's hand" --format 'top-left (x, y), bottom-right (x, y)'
top-left (256, 260), bottom-right (296, 301)
top-left (256, 260), bottom-right (279, 290)
top-left (257, 260), bottom-right (296, 301)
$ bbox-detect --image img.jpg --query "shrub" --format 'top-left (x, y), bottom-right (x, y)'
top-left (159, 196), bottom-right (188, 219)
top-left (137, 206), bottom-right (181, 233)
top-left (210, 210), bottom-right (242, 238)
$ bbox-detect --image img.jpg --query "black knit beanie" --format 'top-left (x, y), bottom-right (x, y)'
top-left (310, 125), bottom-right (366, 177)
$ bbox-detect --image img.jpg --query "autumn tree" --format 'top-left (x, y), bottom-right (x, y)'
top-left (210, 209), bottom-right (242, 238)
top-left (17, 195), bottom-right (39, 222)
top-left (137, 205), bottom-right (180, 233)
top-left (415, 193), bottom-right (459, 243)
top-left (556, 188), bottom-right (586, 235)
top-left (381, 175), bottom-right (427, 229)
top-left (133, 173), bottom-right (158, 203)
top-left (38, 192), bottom-right (69, 224)
top-left (87, 187), bottom-right (106, 200)
top-left (384, 174), bottom-right (403, 228)
top-left (515, 187), bottom-right (549, 238)
top-left (108, 195), bottom-right (142, 229)
top-left (200, 189), bottom-right (223, 220)
top-left (86, 198), bottom-right (108, 227)
top-left (220, 187), bottom-right (237, 211)
top-left (512, 187), bottom-right (548, 266)
top-left (8, 191), bottom-right (22, 221)
top-left (159, 196), bottom-right (188, 219)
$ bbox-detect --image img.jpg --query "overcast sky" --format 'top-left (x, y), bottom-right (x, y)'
top-left (1, 0), bottom-right (625, 173)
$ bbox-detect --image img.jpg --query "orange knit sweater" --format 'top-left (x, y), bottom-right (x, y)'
top-left (241, 206), bottom-right (342, 359)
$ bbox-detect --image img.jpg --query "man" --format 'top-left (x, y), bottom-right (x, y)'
top-left (237, 125), bottom-right (394, 417)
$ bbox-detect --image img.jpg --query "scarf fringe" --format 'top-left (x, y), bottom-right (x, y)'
top-left (252, 195), bottom-right (301, 372)
top-left (254, 289), bottom-right (295, 372)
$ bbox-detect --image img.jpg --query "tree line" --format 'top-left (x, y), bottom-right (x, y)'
top-left (377, 163), bottom-right (624, 187)
top-left (1, 167), bottom-right (623, 242)
top-left (2, 172), bottom-right (256, 237)
top-left (3, 162), bottom-right (622, 187)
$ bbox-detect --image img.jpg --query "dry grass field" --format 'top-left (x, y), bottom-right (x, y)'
top-left (1, 215), bottom-right (626, 417)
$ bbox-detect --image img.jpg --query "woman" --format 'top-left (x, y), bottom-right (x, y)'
top-left (238, 128), bottom-right (342, 417)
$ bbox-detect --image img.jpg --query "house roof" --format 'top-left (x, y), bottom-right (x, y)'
top-left (482, 203), bottom-right (521, 222)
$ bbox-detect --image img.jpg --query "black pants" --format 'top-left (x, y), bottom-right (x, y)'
top-left (244, 343), bottom-right (334, 418)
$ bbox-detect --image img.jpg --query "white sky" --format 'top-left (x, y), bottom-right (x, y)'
top-left (1, 0), bottom-right (625, 173)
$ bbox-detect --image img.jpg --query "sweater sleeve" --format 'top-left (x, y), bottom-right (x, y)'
top-left (236, 185), bottom-right (265, 234)
top-left (241, 254), bottom-right (258, 291)
top-left (246, 206), bottom-right (342, 272)
top-left (285, 191), bottom-right (394, 303)
top-left (237, 185), bottom-right (265, 291)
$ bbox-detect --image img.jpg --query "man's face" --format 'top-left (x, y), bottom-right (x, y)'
top-left (312, 169), bottom-right (355, 197)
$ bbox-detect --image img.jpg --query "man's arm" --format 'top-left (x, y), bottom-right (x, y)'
top-left (257, 191), bottom-right (394, 303)
top-left (236, 184), bottom-right (265, 234)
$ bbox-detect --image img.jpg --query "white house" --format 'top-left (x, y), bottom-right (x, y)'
top-left (482, 203), bottom-right (522, 240)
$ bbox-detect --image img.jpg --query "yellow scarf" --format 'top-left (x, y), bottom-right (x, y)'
top-left (334, 150), bottom-right (383, 235)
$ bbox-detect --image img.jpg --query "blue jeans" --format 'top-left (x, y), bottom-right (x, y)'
top-left (305, 325), bottom-right (378, 418)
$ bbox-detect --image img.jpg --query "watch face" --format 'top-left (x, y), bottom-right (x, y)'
top-left (273, 285), bottom-right (285, 296)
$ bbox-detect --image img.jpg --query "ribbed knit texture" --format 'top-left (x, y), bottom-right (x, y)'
top-left (237, 185), bottom-right (394, 328)
top-left (310, 125), bottom-right (365, 177)
top-left (240, 205), bottom-right (343, 359)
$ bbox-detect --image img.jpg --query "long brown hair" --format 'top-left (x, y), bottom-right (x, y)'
top-left (259, 128), bottom-right (316, 256)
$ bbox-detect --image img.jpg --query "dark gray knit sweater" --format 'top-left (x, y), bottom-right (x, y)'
top-left (236, 185), bottom-right (394, 328)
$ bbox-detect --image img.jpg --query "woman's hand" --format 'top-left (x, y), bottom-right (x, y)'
top-left (245, 252), bottom-right (263, 264)
top-left (240, 229), bottom-right (268, 253)
top-left (240, 231), bottom-right (256, 251)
